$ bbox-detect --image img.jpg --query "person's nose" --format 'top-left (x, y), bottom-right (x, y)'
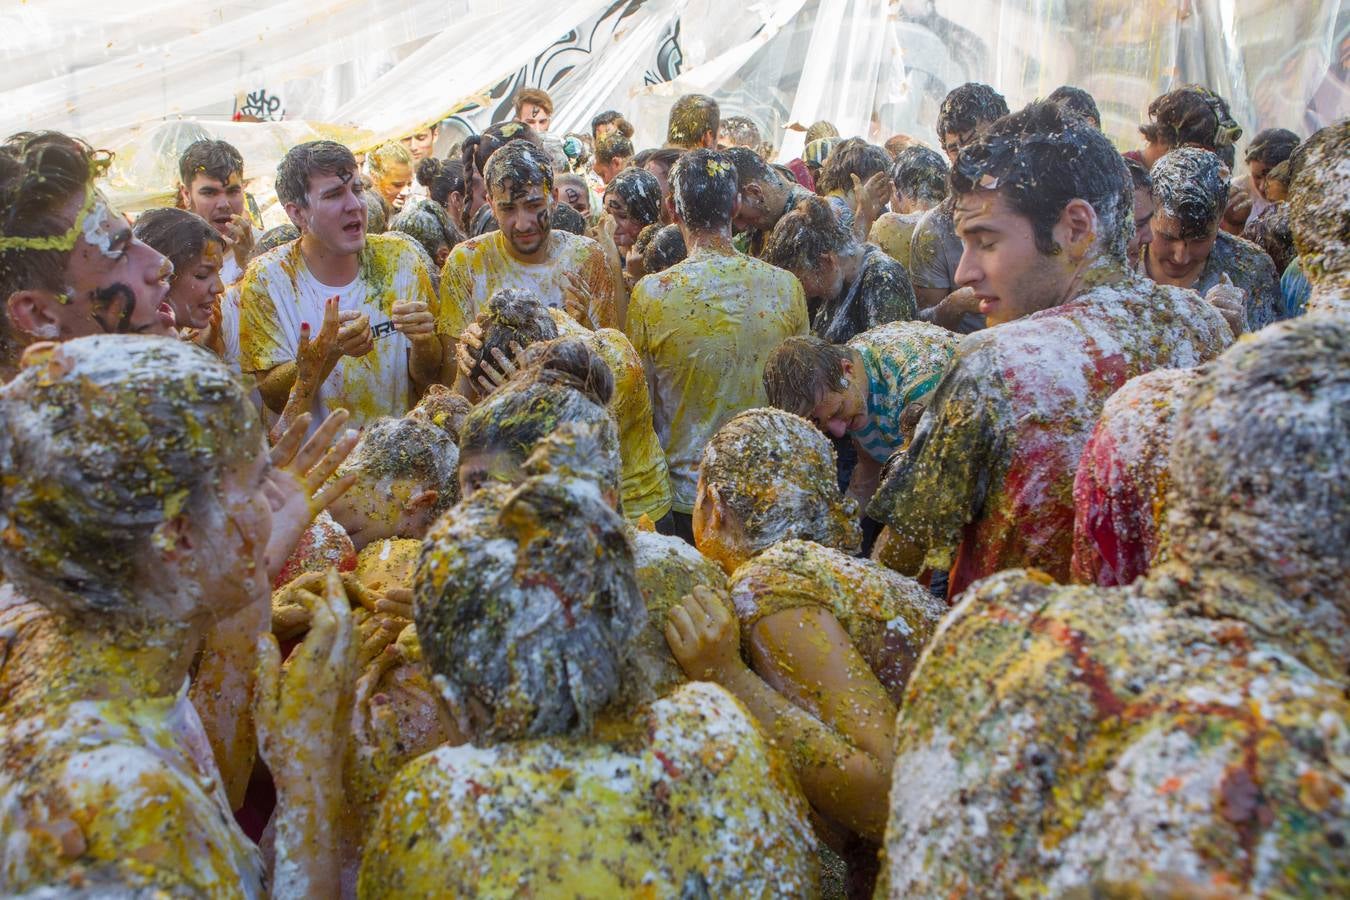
top-left (954, 247), bottom-right (981, 289)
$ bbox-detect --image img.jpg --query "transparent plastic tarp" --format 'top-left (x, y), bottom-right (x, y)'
top-left (4, 0), bottom-right (1343, 207)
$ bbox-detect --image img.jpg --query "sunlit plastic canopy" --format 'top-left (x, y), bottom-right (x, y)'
top-left (3, 0), bottom-right (1344, 209)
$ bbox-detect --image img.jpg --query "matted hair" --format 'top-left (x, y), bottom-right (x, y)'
top-left (275, 140), bottom-right (358, 208)
top-left (133, 207), bottom-right (227, 286)
top-left (815, 138), bottom-right (892, 195)
top-left (667, 94), bottom-right (720, 148)
top-left (1150, 147), bottom-right (1228, 239)
top-left (700, 408), bottom-right (861, 555)
top-left (670, 149), bottom-right (737, 230)
top-left (952, 101), bottom-right (1129, 260)
top-left (936, 83), bottom-right (1009, 139)
top-left (763, 335), bottom-right (852, 417)
top-left (762, 195), bottom-right (855, 272)
top-left (178, 138), bottom-right (244, 187)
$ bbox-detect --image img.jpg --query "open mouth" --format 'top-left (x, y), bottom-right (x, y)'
top-left (343, 220), bottom-right (364, 237)
top-left (157, 302), bottom-right (177, 328)
top-left (977, 296), bottom-right (999, 315)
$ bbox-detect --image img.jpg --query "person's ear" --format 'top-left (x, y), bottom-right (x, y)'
top-left (666, 194), bottom-right (681, 225)
top-left (152, 514), bottom-right (195, 561)
top-left (840, 357), bottom-right (855, 380)
top-left (702, 130), bottom-right (718, 150)
top-left (729, 193), bottom-right (742, 222)
top-left (178, 184), bottom-right (191, 209)
top-left (404, 489), bottom-right (439, 516)
top-left (705, 483), bottom-right (726, 529)
top-left (7, 291), bottom-right (65, 341)
top-left (283, 200), bottom-right (306, 232)
top-left (435, 245), bottom-right (451, 267)
top-left (1057, 198), bottom-right (1099, 260)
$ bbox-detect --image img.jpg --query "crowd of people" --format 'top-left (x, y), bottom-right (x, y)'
top-left (0, 73), bottom-right (1345, 898)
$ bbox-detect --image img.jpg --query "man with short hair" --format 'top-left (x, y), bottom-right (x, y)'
top-left (590, 110), bottom-right (633, 142)
top-left (868, 146), bottom-right (948, 269)
top-left (724, 147), bottom-right (814, 258)
top-left (867, 102), bottom-right (1233, 598)
top-left (513, 87), bottom-right (554, 133)
top-left (439, 140), bottom-right (617, 330)
top-left (628, 149), bottom-right (807, 540)
top-left (399, 121), bottom-right (440, 163)
top-left (717, 115), bottom-right (763, 154)
top-left (239, 140), bottom-right (447, 429)
top-left (0, 131), bottom-right (176, 378)
top-left (666, 94), bottom-right (720, 150)
top-left (908, 82), bottom-right (1009, 332)
top-left (1140, 147), bottom-right (1281, 331)
top-left (592, 132), bottom-right (633, 186)
top-left (178, 138), bottom-right (254, 284)
top-left (1047, 84), bottom-right (1101, 129)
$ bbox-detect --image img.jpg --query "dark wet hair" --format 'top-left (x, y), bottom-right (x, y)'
top-left (634, 147), bottom-right (684, 181)
top-left (484, 139), bottom-right (554, 197)
top-left (952, 100), bottom-right (1129, 259)
top-left (936, 83), bottom-right (1009, 139)
top-left (1245, 128), bottom-right (1300, 167)
top-left (549, 202), bottom-right (586, 235)
top-left (415, 156), bottom-right (466, 207)
top-left (0, 131), bottom-right (101, 329)
top-left (1141, 86), bottom-right (1242, 152)
top-left (1047, 85), bottom-right (1101, 128)
top-left (889, 145), bottom-right (948, 204)
top-left (1124, 156), bottom-right (1152, 192)
top-left (594, 133), bottom-right (633, 165)
top-left (591, 110), bottom-right (634, 139)
top-left (468, 288), bottom-right (560, 386)
top-left (763, 335), bottom-right (851, 417)
top-left (815, 139), bottom-right (892, 195)
top-left (670, 149), bottom-right (738, 230)
top-left (605, 167), bottom-right (662, 227)
top-left (667, 94), bottom-right (720, 148)
top-left (389, 198), bottom-right (462, 261)
top-left (641, 224), bottom-right (686, 273)
top-left (178, 139), bottom-right (244, 189)
top-left (1150, 147), bottom-right (1228, 239)
top-left (252, 224), bottom-right (299, 259)
top-left (1243, 205), bottom-right (1296, 275)
top-left (724, 146), bottom-right (781, 189)
top-left (762, 195), bottom-right (854, 272)
top-left (275, 140), bottom-right (357, 208)
top-left (461, 121), bottom-right (542, 178)
top-left (133, 208), bottom-right (226, 284)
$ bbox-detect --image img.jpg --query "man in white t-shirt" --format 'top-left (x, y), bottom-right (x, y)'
top-left (178, 139), bottom-right (255, 285)
top-left (438, 140), bottom-right (617, 331)
top-left (239, 140), bottom-right (451, 430)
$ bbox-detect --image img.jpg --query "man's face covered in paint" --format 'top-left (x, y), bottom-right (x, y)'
top-left (491, 178), bottom-right (552, 259)
top-left (61, 189), bottom-right (177, 337)
top-left (953, 190), bottom-right (1075, 327)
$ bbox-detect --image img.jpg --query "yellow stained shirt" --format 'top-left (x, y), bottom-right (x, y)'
top-left (358, 681), bottom-right (819, 898)
top-left (550, 309), bottom-right (672, 521)
top-left (438, 230), bottom-right (617, 331)
top-left (238, 234), bottom-right (446, 429)
top-left (0, 680), bottom-right (263, 897)
top-left (629, 250), bottom-right (808, 512)
top-left (867, 211), bottom-right (926, 272)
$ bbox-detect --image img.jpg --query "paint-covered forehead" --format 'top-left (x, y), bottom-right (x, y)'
top-left (80, 191), bottom-right (128, 260)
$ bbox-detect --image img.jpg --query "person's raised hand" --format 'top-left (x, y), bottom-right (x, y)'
top-left (852, 171), bottom-right (891, 226)
top-left (337, 309), bottom-right (374, 358)
top-left (255, 567), bottom-right (357, 789)
top-left (391, 300), bottom-right (437, 339)
top-left (562, 271), bottom-right (597, 330)
top-left (664, 585), bottom-right (744, 682)
top-left (1205, 272), bottom-right (1247, 337)
top-left (224, 213), bottom-right (255, 268)
top-left (262, 409), bottom-right (359, 581)
top-left (271, 571), bottom-right (328, 641)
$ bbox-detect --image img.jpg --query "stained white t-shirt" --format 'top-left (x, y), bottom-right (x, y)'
top-left (238, 234), bottom-right (442, 430)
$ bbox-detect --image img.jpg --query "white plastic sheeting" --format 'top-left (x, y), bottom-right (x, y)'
top-left (3, 1), bottom-right (1345, 205)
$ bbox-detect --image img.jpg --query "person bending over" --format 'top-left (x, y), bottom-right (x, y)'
top-left (868, 145), bottom-right (948, 269)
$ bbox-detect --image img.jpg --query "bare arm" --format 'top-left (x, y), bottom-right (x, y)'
top-left (666, 588), bottom-right (895, 841)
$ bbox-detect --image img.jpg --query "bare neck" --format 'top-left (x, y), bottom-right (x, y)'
top-left (300, 234), bottom-right (361, 287)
